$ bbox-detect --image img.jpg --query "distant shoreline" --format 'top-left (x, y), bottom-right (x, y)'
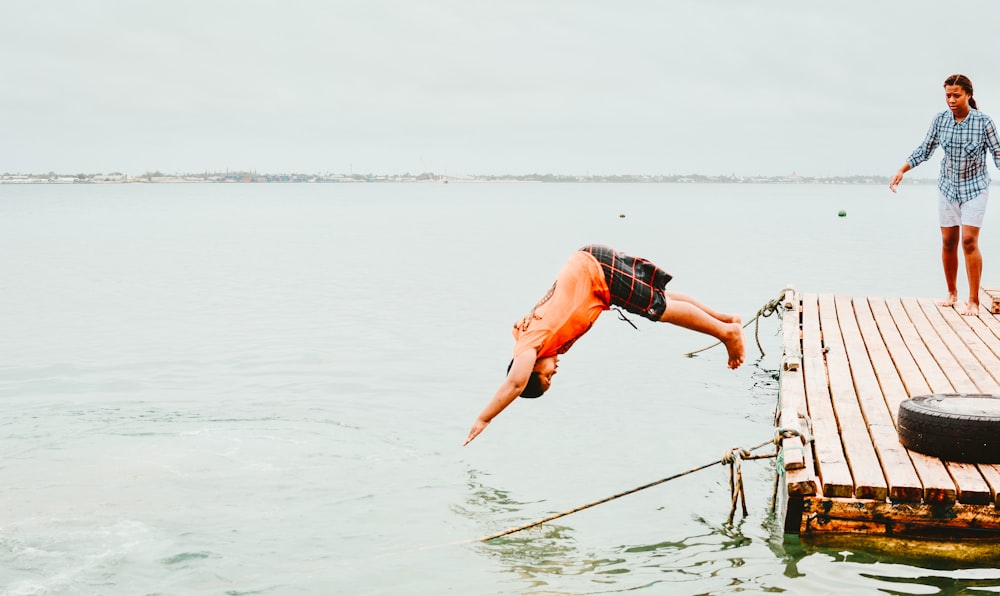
top-left (0, 172), bottom-right (933, 185)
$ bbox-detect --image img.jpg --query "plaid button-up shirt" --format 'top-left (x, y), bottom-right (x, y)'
top-left (907, 109), bottom-right (1000, 204)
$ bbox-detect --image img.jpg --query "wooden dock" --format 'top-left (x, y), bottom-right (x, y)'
top-left (777, 289), bottom-right (1000, 543)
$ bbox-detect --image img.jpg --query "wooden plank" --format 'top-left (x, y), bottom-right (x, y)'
top-left (778, 407), bottom-right (805, 471)
top-left (901, 299), bottom-right (992, 505)
top-left (977, 289), bottom-right (1000, 341)
top-left (869, 298), bottom-right (933, 398)
top-left (801, 497), bottom-right (1000, 538)
top-left (781, 294), bottom-right (801, 372)
top-left (887, 298), bottom-right (953, 392)
top-left (837, 296), bottom-right (922, 502)
top-left (782, 286), bottom-right (796, 310)
top-left (924, 299), bottom-right (1000, 392)
top-left (779, 296), bottom-right (807, 421)
top-left (936, 304), bottom-right (1000, 507)
top-left (962, 304), bottom-right (1000, 362)
top-left (977, 297), bottom-right (1000, 509)
top-left (800, 293), bottom-right (854, 497)
top-left (777, 405), bottom-right (819, 495)
top-left (906, 298), bottom-right (978, 392)
top-left (981, 466), bottom-right (1000, 508)
top-left (778, 293), bottom-right (820, 499)
top-left (983, 287), bottom-right (1000, 314)
top-left (820, 295), bottom-right (888, 501)
top-left (862, 298), bottom-right (954, 503)
top-left (787, 468), bottom-right (819, 497)
top-left (933, 303), bottom-right (1000, 395)
top-left (873, 298), bottom-right (957, 503)
top-left (776, 291), bottom-right (817, 537)
top-left (973, 287), bottom-right (1000, 508)
top-left (786, 468), bottom-right (820, 497)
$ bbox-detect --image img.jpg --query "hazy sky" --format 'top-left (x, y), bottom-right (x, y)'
top-left (3, 1), bottom-right (999, 177)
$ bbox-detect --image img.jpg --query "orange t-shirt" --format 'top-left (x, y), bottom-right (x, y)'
top-left (512, 251), bottom-right (610, 359)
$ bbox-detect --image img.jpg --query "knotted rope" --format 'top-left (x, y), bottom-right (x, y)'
top-left (685, 286), bottom-right (794, 358)
top-left (478, 431), bottom-right (792, 542)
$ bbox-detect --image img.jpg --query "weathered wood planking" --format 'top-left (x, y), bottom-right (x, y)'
top-left (863, 298), bottom-right (955, 503)
top-left (819, 294), bottom-right (887, 500)
top-left (780, 291), bottom-right (1000, 539)
top-left (983, 287), bottom-right (1000, 314)
top-left (905, 298), bottom-right (993, 504)
top-left (978, 289), bottom-right (1000, 338)
top-left (836, 296), bottom-right (922, 502)
top-left (777, 295), bottom-right (817, 497)
top-left (778, 294), bottom-right (805, 472)
top-left (886, 298), bottom-right (991, 504)
top-left (800, 293), bottom-right (854, 497)
top-left (801, 498), bottom-right (1000, 538)
top-left (936, 303), bottom-right (1000, 506)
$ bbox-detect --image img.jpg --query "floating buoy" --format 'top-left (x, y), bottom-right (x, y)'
top-left (838, 210), bottom-right (847, 217)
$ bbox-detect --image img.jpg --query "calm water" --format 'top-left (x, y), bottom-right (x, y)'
top-left (2, 182), bottom-right (999, 595)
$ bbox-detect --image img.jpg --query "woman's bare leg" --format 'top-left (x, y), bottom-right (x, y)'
top-left (961, 225), bottom-right (982, 316)
top-left (939, 226), bottom-right (960, 308)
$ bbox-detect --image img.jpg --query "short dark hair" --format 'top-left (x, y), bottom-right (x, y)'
top-left (507, 360), bottom-right (546, 398)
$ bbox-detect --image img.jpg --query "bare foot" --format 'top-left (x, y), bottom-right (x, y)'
top-left (721, 322), bottom-right (745, 369)
top-left (936, 292), bottom-right (958, 308)
top-left (961, 301), bottom-right (980, 316)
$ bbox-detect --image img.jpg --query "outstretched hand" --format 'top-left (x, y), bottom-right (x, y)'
top-left (889, 172), bottom-right (903, 193)
top-left (463, 419), bottom-right (489, 446)
top-left (889, 165), bottom-right (909, 193)
top-left (462, 349), bottom-right (538, 447)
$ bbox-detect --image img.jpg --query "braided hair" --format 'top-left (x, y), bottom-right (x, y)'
top-left (945, 73), bottom-right (978, 110)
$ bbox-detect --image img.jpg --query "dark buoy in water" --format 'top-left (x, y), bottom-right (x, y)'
top-left (838, 210), bottom-right (847, 217)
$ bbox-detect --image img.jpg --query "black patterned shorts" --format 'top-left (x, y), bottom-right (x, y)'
top-left (580, 245), bottom-right (672, 321)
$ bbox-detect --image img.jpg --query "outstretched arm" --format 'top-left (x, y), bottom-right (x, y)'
top-left (463, 349), bottom-right (537, 446)
top-left (892, 117), bottom-right (939, 192)
top-left (889, 163), bottom-right (911, 193)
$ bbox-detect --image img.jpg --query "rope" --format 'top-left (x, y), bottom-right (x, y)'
top-left (195, 431), bottom-right (792, 590)
top-left (479, 436), bottom-right (779, 542)
top-left (685, 286), bottom-right (793, 358)
top-left (723, 447), bottom-right (754, 523)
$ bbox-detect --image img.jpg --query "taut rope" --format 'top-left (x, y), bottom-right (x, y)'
top-left (478, 435), bottom-right (780, 542)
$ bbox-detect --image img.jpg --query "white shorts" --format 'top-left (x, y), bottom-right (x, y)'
top-left (939, 188), bottom-right (989, 228)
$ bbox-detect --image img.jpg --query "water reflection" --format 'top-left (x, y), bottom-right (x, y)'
top-left (461, 465), bottom-right (1000, 595)
top-left (457, 468), bottom-right (781, 592)
top-left (455, 469), bottom-right (624, 589)
top-left (859, 570), bottom-right (1000, 595)
top-left (772, 535), bottom-right (1000, 593)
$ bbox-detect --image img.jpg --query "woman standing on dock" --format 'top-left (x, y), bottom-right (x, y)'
top-left (890, 74), bottom-right (1000, 316)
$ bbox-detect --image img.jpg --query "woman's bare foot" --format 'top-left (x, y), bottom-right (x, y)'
top-left (961, 301), bottom-right (980, 316)
top-left (721, 322), bottom-right (745, 369)
top-left (936, 292), bottom-right (958, 308)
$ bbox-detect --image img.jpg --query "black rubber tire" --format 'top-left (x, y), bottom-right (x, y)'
top-left (897, 394), bottom-right (1000, 463)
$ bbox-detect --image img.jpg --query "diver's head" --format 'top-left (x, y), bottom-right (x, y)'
top-left (507, 355), bottom-right (558, 398)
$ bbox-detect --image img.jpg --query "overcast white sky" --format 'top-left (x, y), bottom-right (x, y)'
top-left (3, 1), bottom-right (999, 177)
